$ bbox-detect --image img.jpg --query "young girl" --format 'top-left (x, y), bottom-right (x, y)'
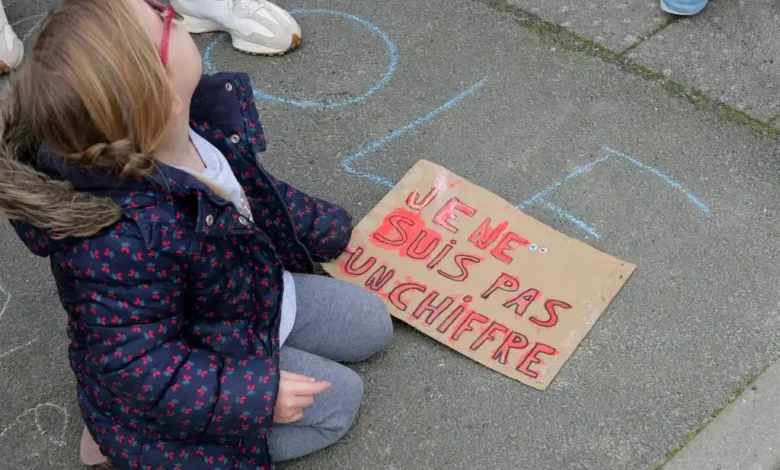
top-left (0, 0), bottom-right (393, 468)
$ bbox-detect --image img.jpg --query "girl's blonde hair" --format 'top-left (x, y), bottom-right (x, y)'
top-left (15, 0), bottom-right (173, 176)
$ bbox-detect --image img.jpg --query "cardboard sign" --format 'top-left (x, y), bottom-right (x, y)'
top-left (324, 160), bottom-right (635, 390)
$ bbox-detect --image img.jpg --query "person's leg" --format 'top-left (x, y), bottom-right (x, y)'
top-left (79, 347), bottom-right (364, 467)
top-left (660, 0), bottom-right (708, 16)
top-left (79, 273), bottom-right (389, 467)
top-left (169, 0), bottom-right (301, 55)
top-left (0, 1), bottom-right (24, 74)
top-left (269, 346), bottom-right (364, 461)
top-left (284, 273), bottom-right (393, 363)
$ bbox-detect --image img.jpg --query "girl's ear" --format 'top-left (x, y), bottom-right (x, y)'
top-left (171, 93), bottom-right (185, 117)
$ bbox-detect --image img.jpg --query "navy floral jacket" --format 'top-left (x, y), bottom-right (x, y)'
top-left (4, 73), bottom-right (353, 469)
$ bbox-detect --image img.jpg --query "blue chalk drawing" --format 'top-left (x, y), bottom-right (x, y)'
top-left (203, 9), bottom-right (398, 110)
top-left (605, 147), bottom-right (710, 214)
top-left (342, 76), bottom-right (490, 187)
top-left (516, 146), bottom-right (710, 239)
top-left (197, 6), bottom-right (707, 243)
top-left (544, 201), bottom-right (602, 239)
top-left (517, 155), bottom-right (610, 210)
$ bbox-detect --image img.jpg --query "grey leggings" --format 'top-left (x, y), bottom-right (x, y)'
top-left (268, 273), bottom-right (393, 462)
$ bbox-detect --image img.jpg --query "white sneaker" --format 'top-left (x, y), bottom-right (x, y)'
top-left (171, 0), bottom-right (301, 55)
top-left (0, 2), bottom-right (23, 74)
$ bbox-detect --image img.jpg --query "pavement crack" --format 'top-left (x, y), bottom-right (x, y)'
top-left (620, 17), bottom-right (678, 56)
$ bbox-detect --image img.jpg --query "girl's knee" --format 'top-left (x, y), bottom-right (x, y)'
top-left (371, 295), bottom-right (394, 347)
top-left (324, 368), bottom-right (364, 441)
top-left (355, 291), bottom-right (394, 359)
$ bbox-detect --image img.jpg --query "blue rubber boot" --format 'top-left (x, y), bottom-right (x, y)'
top-left (660, 0), bottom-right (709, 15)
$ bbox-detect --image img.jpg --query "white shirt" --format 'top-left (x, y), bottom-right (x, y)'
top-left (178, 129), bottom-right (296, 345)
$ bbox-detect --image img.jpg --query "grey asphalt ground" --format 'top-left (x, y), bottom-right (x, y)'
top-left (1, 0), bottom-right (779, 469)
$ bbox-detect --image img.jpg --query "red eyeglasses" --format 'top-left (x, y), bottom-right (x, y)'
top-left (143, 0), bottom-right (182, 66)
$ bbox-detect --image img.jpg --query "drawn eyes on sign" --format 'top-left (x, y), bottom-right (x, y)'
top-left (529, 244), bottom-right (548, 254)
top-left (540, 248), bottom-right (548, 254)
